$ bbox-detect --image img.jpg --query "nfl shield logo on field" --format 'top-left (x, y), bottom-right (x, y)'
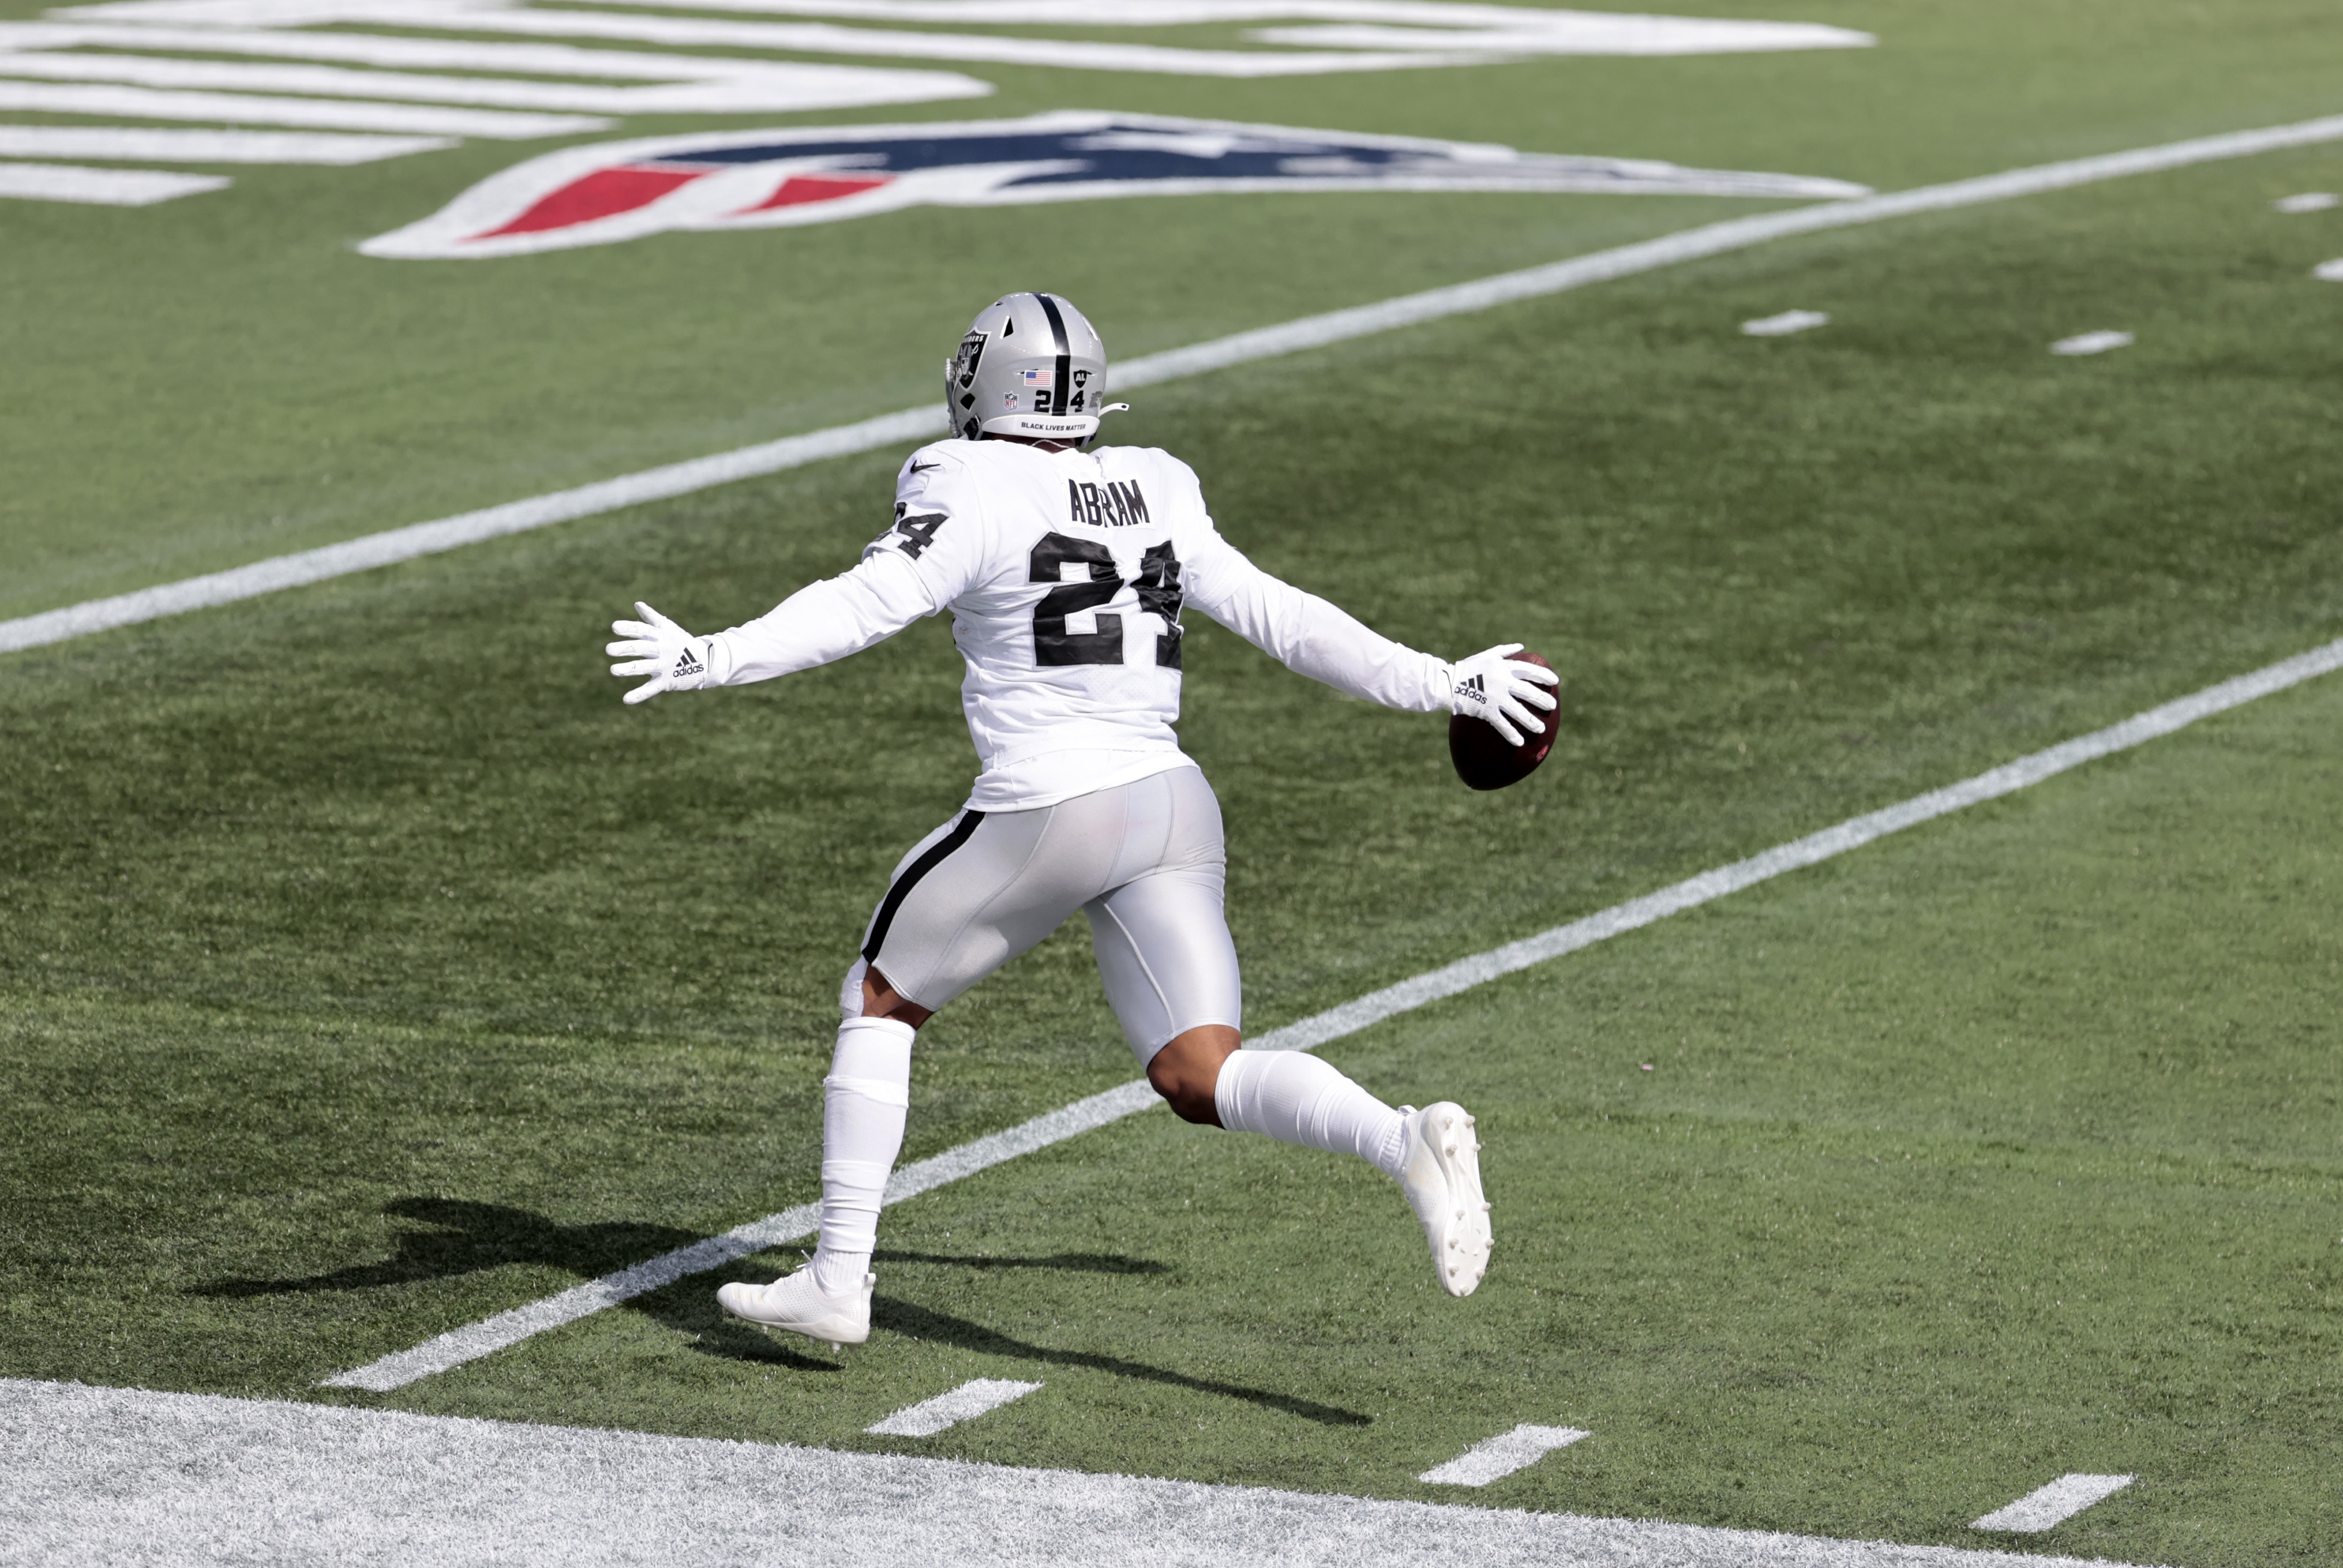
top-left (360, 109), bottom-right (1868, 260)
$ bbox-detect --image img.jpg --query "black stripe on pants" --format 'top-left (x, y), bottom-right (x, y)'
top-left (862, 810), bottom-right (988, 965)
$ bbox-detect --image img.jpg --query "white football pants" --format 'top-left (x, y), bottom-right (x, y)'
top-left (859, 763), bottom-right (1241, 1064)
top-left (808, 764), bottom-right (1404, 1296)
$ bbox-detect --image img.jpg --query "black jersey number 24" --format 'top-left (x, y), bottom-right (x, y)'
top-left (1029, 533), bottom-right (1182, 669)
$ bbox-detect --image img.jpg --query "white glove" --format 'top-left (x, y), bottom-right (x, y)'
top-left (607, 601), bottom-right (716, 706)
top-left (1448, 643), bottom-right (1560, 746)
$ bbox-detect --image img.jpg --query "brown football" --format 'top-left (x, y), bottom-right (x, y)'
top-left (1449, 651), bottom-right (1557, 791)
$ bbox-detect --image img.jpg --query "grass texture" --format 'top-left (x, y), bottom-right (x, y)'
top-left (6, 0), bottom-right (2343, 618)
top-left (5, 22), bottom-right (2343, 1568)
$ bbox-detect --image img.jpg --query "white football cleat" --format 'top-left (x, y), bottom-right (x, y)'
top-left (1397, 1102), bottom-right (1492, 1297)
top-left (717, 1268), bottom-right (873, 1348)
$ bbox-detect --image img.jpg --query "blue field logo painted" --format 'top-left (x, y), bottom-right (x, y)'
top-left (361, 109), bottom-right (1867, 260)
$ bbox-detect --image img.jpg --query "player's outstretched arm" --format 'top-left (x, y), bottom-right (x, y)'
top-left (604, 451), bottom-right (983, 706)
top-left (603, 547), bottom-right (949, 705)
top-left (1448, 642), bottom-right (1560, 747)
top-left (1185, 530), bottom-right (1557, 730)
top-left (604, 566), bottom-right (932, 703)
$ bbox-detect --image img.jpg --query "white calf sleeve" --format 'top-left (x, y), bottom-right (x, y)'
top-left (1212, 1049), bottom-right (1408, 1181)
top-left (811, 1014), bottom-right (915, 1295)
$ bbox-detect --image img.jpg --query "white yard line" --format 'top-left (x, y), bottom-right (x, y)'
top-left (0, 1378), bottom-right (2153, 1568)
top-left (0, 20), bottom-right (994, 115)
top-left (0, 79), bottom-right (606, 138)
top-left (0, 127), bottom-right (453, 163)
top-left (0, 47), bottom-right (985, 117)
top-left (320, 630), bottom-right (2343, 1393)
top-left (1418, 1424), bottom-right (1590, 1485)
top-left (865, 1378), bottom-right (1044, 1436)
top-left (0, 159), bottom-right (225, 203)
top-left (1971, 1475), bottom-right (2135, 1533)
top-left (81, 1), bottom-right (1487, 78)
top-left (9, 109), bottom-right (2343, 656)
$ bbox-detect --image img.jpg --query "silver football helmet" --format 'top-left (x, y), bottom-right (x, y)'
top-left (944, 291), bottom-right (1123, 443)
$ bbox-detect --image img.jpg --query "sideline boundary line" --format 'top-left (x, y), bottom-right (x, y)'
top-left (10, 109), bottom-right (2343, 656)
top-left (4, 1378), bottom-right (2149, 1568)
top-left (323, 632), bottom-right (2343, 1391)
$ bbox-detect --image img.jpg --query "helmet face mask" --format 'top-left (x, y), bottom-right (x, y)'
top-left (943, 291), bottom-right (1112, 443)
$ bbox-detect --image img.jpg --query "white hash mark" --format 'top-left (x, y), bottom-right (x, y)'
top-left (2050, 330), bottom-right (2133, 355)
top-left (2273, 191), bottom-right (2339, 212)
top-left (1972, 1472), bottom-right (2135, 1533)
top-left (865, 1378), bottom-right (1043, 1436)
top-left (1741, 308), bottom-right (1830, 335)
top-left (1418, 1424), bottom-right (1589, 1485)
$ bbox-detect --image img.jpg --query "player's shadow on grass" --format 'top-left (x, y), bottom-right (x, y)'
top-left (193, 1198), bottom-right (702, 1297)
top-left (682, 1283), bottom-right (1367, 1427)
top-left (872, 1248), bottom-right (1172, 1276)
top-left (874, 1298), bottom-right (1370, 1427)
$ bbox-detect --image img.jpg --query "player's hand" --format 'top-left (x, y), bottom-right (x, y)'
top-left (1449, 643), bottom-right (1559, 747)
top-left (606, 601), bottom-right (713, 705)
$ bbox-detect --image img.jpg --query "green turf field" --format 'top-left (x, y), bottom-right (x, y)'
top-left (5, 0), bottom-right (2343, 620)
top-left (5, 0), bottom-right (2343, 1561)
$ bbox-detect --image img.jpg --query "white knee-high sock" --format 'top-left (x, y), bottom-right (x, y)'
top-left (1212, 1049), bottom-right (1408, 1180)
top-left (810, 1014), bottom-right (916, 1295)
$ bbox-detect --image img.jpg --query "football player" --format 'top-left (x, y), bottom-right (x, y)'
top-left (609, 292), bottom-right (1557, 1348)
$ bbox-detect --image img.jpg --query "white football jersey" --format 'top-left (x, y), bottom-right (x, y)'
top-left (708, 439), bottom-right (1451, 810)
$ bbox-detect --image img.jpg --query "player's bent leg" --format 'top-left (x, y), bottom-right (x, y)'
top-left (1081, 775), bottom-right (1492, 1295)
top-left (1146, 1026), bottom-right (1491, 1294)
top-left (1212, 1053), bottom-right (1493, 1298)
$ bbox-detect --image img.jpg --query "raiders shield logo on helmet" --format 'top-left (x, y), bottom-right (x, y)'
top-left (953, 331), bottom-right (988, 391)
